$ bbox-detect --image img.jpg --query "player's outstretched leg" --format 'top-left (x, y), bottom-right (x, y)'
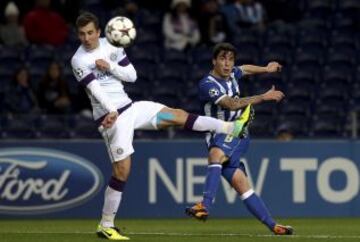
top-left (157, 104), bottom-right (252, 138)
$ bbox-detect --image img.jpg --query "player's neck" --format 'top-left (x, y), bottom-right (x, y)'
top-left (84, 40), bottom-right (100, 52)
top-left (210, 70), bottom-right (230, 81)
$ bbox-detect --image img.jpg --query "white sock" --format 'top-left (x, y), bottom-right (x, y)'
top-left (100, 186), bottom-right (122, 228)
top-left (193, 116), bottom-right (234, 134)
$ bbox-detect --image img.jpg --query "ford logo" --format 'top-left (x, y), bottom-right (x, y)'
top-left (0, 148), bottom-right (103, 214)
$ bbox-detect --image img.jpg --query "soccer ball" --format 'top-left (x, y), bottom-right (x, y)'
top-left (105, 16), bottom-right (136, 48)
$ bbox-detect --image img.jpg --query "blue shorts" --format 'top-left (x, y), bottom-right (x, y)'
top-left (207, 133), bottom-right (250, 184)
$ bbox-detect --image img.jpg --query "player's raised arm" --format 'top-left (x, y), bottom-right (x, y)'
top-left (218, 85), bottom-right (285, 111)
top-left (71, 56), bottom-right (117, 113)
top-left (107, 51), bottom-right (137, 83)
top-left (239, 61), bottom-right (282, 76)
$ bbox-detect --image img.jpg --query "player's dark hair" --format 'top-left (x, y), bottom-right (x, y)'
top-left (76, 11), bottom-right (99, 30)
top-left (212, 42), bottom-right (237, 59)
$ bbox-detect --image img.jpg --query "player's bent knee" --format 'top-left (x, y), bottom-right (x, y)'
top-left (158, 108), bottom-right (188, 126)
top-left (209, 148), bottom-right (227, 164)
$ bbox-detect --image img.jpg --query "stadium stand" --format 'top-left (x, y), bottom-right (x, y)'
top-left (0, 0), bottom-right (358, 139)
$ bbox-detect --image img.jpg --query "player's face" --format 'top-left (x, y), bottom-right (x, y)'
top-left (78, 22), bottom-right (101, 50)
top-left (212, 50), bottom-right (235, 79)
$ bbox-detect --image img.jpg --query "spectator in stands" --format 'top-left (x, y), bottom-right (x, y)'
top-left (23, 0), bottom-right (69, 46)
top-left (221, 0), bottom-right (266, 37)
top-left (0, 2), bottom-right (27, 47)
top-left (37, 61), bottom-right (71, 114)
top-left (196, 0), bottom-right (226, 45)
top-left (4, 67), bottom-right (38, 114)
top-left (276, 124), bottom-right (294, 141)
top-left (163, 0), bottom-right (200, 51)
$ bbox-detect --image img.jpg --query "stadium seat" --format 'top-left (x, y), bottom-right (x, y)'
top-left (276, 114), bottom-right (309, 137)
top-left (286, 83), bottom-right (313, 103)
top-left (135, 29), bottom-right (161, 46)
top-left (162, 49), bottom-right (189, 65)
top-left (68, 114), bottom-right (101, 139)
top-left (0, 46), bottom-right (24, 72)
top-left (280, 100), bottom-right (310, 117)
top-left (262, 46), bottom-right (292, 65)
top-left (254, 102), bottom-right (276, 116)
top-left (27, 45), bottom-right (55, 69)
top-left (337, 0), bottom-right (360, 17)
top-left (248, 114), bottom-right (275, 138)
top-left (294, 48), bottom-right (323, 67)
top-left (289, 68), bottom-right (318, 86)
top-left (311, 116), bottom-right (343, 138)
top-left (307, 0), bottom-right (334, 18)
top-left (1, 114), bottom-right (36, 139)
top-left (34, 115), bottom-right (70, 138)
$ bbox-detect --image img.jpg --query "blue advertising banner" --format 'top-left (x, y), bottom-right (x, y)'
top-left (0, 140), bottom-right (359, 218)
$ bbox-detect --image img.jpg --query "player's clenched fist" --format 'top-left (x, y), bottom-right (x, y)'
top-left (101, 111), bottom-right (119, 128)
top-left (95, 59), bottom-right (110, 72)
top-left (262, 85), bottom-right (285, 102)
top-left (266, 62), bottom-right (282, 73)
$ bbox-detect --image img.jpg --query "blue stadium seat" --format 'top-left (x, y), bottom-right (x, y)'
top-left (337, 0), bottom-right (360, 17)
top-left (34, 115), bottom-right (70, 138)
top-left (318, 83), bottom-right (348, 102)
top-left (321, 67), bottom-right (352, 86)
top-left (280, 100), bottom-right (311, 117)
top-left (236, 47), bottom-right (259, 65)
top-left (307, 0), bottom-right (333, 18)
top-left (135, 29), bottom-right (161, 46)
top-left (249, 114), bottom-right (275, 138)
top-left (27, 45), bottom-right (55, 69)
top-left (286, 83), bottom-right (313, 103)
top-left (190, 46), bottom-right (212, 65)
top-left (1, 114), bottom-right (36, 139)
top-left (156, 63), bottom-right (187, 82)
top-left (162, 49), bottom-right (189, 65)
top-left (254, 102), bottom-right (276, 116)
top-left (289, 68), bottom-right (318, 86)
top-left (68, 114), bottom-right (101, 139)
top-left (294, 48), bottom-right (323, 67)
top-left (311, 115), bottom-right (344, 138)
top-left (0, 46), bottom-right (24, 72)
top-left (262, 46), bottom-right (292, 65)
top-left (276, 114), bottom-right (309, 137)
top-left (330, 32), bottom-right (356, 49)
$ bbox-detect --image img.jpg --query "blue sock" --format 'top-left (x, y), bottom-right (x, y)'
top-left (242, 189), bottom-right (276, 230)
top-left (202, 164), bottom-right (222, 210)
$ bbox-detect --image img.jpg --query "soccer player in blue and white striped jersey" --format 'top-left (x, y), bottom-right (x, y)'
top-left (186, 42), bottom-right (293, 235)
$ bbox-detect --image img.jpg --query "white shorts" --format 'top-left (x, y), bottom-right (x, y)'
top-left (98, 101), bottom-right (165, 162)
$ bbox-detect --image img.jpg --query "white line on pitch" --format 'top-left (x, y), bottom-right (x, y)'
top-left (1, 231), bottom-right (360, 239)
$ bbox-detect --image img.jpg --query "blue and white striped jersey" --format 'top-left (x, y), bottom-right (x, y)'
top-left (198, 66), bottom-right (243, 121)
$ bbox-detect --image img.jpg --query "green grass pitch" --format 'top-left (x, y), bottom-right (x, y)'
top-left (1, 218), bottom-right (360, 242)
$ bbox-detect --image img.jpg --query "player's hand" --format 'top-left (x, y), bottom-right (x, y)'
top-left (95, 59), bottom-right (110, 72)
top-left (101, 111), bottom-right (118, 128)
top-left (262, 85), bottom-right (285, 102)
top-left (266, 62), bottom-right (282, 73)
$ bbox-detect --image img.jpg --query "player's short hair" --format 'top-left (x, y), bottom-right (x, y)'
top-left (76, 11), bottom-right (99, 30)
top-left (212, 42), bottom-right (237, 59)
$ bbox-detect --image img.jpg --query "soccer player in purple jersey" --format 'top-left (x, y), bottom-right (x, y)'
top-left (185, 42), bottom-right (293, 235)
top-left (71, 13), bottom-right (252, 240)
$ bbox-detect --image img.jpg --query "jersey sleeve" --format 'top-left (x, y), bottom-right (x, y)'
top-left (198, 80), bottom-right (227, 104)
top-left (71, 56), bottom-right (96, 86)
top-left (108, 47), bottom-right (137, 83)
top-left (71, 55), bottom-right (117, 113)
top-left (233, 66), bottom-right (243, 80)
